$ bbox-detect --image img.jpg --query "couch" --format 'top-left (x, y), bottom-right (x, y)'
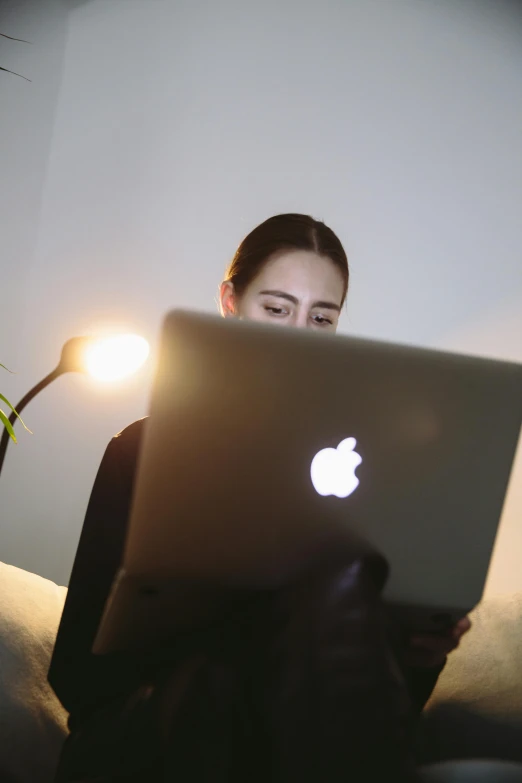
top-left (418, 592), bottom-right (522, 764)
top-left (0, 561), bottom-right (521, 783)
top-left (0, 562), bottom-right (68, 783)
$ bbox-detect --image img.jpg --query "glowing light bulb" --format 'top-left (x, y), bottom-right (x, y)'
top-left (84, 334), bottom-right (150, 382)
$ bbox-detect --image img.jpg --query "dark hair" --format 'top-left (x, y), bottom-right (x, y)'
top-left (224, 213), bottom-right (349, 306)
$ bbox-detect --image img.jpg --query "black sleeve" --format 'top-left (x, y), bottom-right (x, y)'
top-left (403, 659), bottom-right (446, 713)
top-left (386, 616), bottom-right (447, 714)
top-left (48, 419), bottom-right (146, 723)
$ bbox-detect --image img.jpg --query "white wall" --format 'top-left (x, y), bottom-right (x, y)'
top-left (1, 0), bottom-right (521, 591)
top-left (0, 0), bottom-right (70, 572)
top-left (0, 0), bottom-right (68, 367)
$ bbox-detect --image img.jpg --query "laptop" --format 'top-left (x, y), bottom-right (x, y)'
top-left (93, 309), bottom-right (522, 654)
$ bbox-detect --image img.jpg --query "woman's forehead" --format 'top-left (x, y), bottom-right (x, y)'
top-left (251, 250), bottom-right (345, 299)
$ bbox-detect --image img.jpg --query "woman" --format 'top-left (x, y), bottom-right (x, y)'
top-left (49, 214), bottom-right (470, 783)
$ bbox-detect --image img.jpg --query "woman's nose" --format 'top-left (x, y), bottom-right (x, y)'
top-left (294, 309), bottom-right (309, 329)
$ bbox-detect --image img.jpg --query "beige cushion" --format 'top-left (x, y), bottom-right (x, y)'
top-left (0, 562), bottom-right (68, 783)
top-left (419, 593), bottom-right (522, 763)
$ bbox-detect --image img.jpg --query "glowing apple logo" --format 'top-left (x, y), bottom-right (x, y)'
top-left (311, 437), bottom-right (362, 498)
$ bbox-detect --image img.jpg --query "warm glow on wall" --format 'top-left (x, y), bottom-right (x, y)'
top-left (84, 334), bottom-right (150, 382)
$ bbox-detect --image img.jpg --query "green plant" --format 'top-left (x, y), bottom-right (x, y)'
top-left (1, 32), bottom-right (31, 81)
top-left (1, 364), bottom-right (29, 443)
top-left (1, 34), bottom-right (31, 443)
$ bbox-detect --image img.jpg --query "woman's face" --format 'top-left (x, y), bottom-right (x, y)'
top-left (220, 250), bottom-right (345, 333)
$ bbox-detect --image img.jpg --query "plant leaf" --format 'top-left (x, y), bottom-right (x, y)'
top-left (0, 33), bottom-right (31, 43)
top-left (0, 394), bottom-right (32, 433)
top-left (0, 363), bottom-right (14, 373)
top-left (0, 65), bottom-right (31, 81)
top-left (0, 409), bottom-right (17, 443)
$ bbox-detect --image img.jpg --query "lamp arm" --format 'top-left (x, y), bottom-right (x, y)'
top-left (0, 367), bottom-right (63, 478)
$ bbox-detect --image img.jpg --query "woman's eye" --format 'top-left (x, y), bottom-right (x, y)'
top-left (312, 314), bottom-right (333, 326)
top-left (265, 306), bottom-right (287, 316)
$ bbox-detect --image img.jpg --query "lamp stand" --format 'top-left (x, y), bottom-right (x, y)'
top-left (0, 368), bottom-right (64, 478)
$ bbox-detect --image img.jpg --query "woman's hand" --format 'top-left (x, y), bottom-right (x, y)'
top-left (406, 615), bottom-right (472, 669)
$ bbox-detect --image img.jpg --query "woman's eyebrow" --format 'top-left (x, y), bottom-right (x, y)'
top-left (259, 290), bottom-right (298, 305)
top-left (259, 290), bottom-right (341, 312)
top-left (312, 300), bottom-right (341, 312)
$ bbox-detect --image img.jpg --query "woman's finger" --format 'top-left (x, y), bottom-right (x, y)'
top-left (452, 616), bottom-right (472, 639)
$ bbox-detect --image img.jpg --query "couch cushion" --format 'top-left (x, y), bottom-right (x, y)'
top-left (0, 562), bottom-right (68, 783)
top-left (418, 593), bottom-right (522, 763)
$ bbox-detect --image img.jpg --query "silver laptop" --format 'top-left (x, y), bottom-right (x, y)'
top-left (93, 310), bottom-right (522, 654)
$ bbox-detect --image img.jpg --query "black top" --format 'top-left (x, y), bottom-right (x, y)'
top-left (48, 418), bottom-right (149, 726)
top-left (49, 417), bottom-right (444, 727)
